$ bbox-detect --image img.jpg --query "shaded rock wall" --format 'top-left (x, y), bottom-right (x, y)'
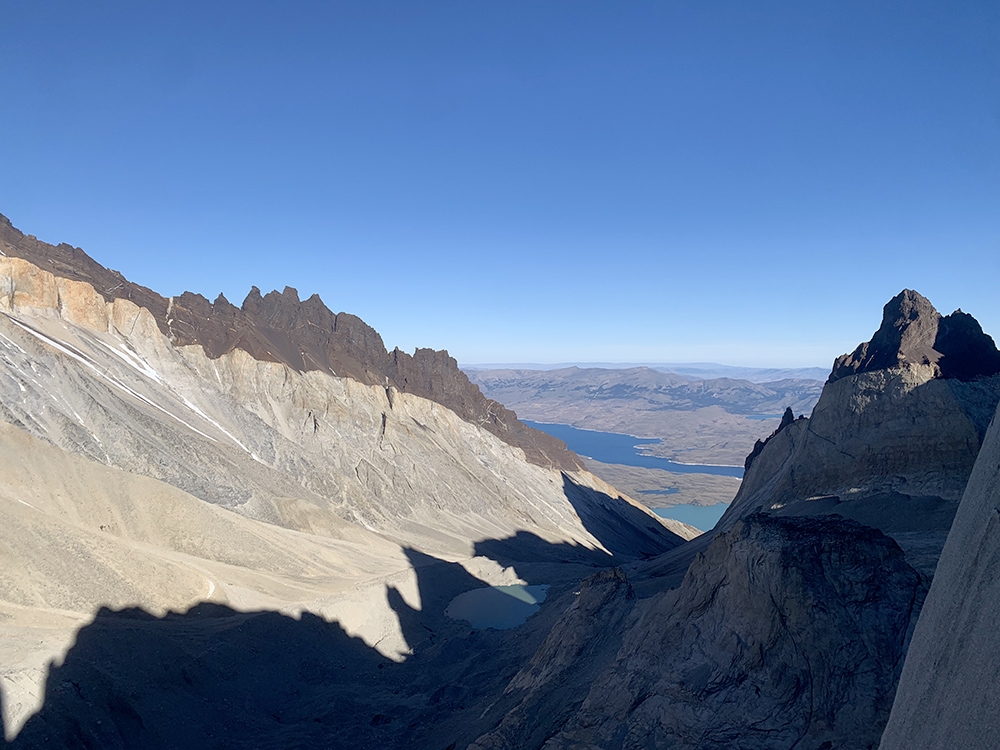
top-left (878, 400), bottom-right (1000, 750)
top-left (539, 516), bottom-right (922, 750)
top-left (829, 289), bottom-right (1000, 384)
top-left (716, 291), bottom-right (1000, 579)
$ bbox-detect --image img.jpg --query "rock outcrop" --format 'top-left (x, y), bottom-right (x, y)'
top-left (717, 290), bottom-right (1000, 578)
top-left (743, 405), bottom-right (797, 471)
top-left (829, 289), bottom-right (1000, 383)
top-left (532, 515), bottom-right (922, 750)
top-left (0, 213), bottom-right (580, 471)
top-left (469, 568), bottom-right (638, 750)
top-left (878, 399), bottom-right (1000, 750)
top-left (601, 289), bottom-right (1000, 750)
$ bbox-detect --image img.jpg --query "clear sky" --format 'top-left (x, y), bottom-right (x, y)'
top-left (1, 1), bottom-right (997, 368)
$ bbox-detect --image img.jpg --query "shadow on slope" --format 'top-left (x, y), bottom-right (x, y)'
top-left (3, 479), bottom-right (678, 750)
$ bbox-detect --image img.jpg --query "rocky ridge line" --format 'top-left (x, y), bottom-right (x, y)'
top-left (0, 213), bottom-right (580, 471)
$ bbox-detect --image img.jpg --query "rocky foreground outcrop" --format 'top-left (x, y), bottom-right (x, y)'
top-left (878, 398), bottom-right (1000, 749)
top-left (474, 515), bottom-right (923, 750)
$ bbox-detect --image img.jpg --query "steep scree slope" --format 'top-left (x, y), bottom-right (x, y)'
top-left (0, 216), bottom-right (683, 744)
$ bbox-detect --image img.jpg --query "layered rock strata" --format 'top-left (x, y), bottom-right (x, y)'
top-left (0, 223), bottom-right (683, 743)
top-left (0, 214), bottom-right (579, 470)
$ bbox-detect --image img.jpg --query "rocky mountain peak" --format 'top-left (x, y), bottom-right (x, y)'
top-left (828, 289), bottom-right (1000, 383)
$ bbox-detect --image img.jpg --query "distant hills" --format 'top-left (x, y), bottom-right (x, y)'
top-left (464, 362), bottom-right (829, 384)
top-left (466, 365), bottom-right (824, 467)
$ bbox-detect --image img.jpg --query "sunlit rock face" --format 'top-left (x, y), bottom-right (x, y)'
top-left (718, 290), bottom-right (1000, 578)
top-left (0, 213), bottom-right (581, 472)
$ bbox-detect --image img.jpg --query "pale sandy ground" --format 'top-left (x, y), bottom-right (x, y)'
top-left (0, 422), bottom-right (537, 738)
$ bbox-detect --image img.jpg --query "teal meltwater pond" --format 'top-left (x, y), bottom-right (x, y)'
top-left (445, 584), bottom-right (550, 630)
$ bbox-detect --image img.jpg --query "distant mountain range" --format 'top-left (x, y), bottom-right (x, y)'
top-left (464, 362), bottom-right (829, 383)
top-left (467, 365), bottom-right (824, 467)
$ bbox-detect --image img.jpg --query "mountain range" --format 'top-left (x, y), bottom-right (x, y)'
top-left (1, 212), bottom-right (999, 749)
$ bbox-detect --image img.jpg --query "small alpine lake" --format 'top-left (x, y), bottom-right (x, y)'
top-left (445, 584), bottom-right (550, 630)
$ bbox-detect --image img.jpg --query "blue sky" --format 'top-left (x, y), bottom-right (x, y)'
top-left (1, 1), bottom-right (997, 367)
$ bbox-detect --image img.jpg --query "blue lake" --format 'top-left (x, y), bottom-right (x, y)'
top-left (653, 504), bottom-right (728, 530)
top-left (523, 420), bottom-right (744, 478)
top-left (445, 584), bottom-right (550, 630)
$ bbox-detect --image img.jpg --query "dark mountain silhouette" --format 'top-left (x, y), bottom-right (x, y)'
top-left (829, 289), bottom-right (1000, 383)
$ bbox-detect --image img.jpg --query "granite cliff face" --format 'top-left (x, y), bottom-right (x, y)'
top-left (878, 398), bottom-right (1000, 750)
top-left (0, 214), bottom-right (580, 471)
top-left (533, 516), bottom-right (922, 750)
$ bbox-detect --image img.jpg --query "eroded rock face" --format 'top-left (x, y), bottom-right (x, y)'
top-left (544, 515), bottom-right (923, 750)
top-left (470, 568), bottom-right (638, 750)
top-left (744, 405), bottom-right (798, 471)
top-left (0, 214), bottom-right (580, 471)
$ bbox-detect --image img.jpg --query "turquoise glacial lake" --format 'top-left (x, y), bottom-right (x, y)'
top-left (523, 420), bottom-right (737, 531)
top-left (445, 584), bottom-right (550, 630)
top-left (653, 504), bottom-right (728, 530)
